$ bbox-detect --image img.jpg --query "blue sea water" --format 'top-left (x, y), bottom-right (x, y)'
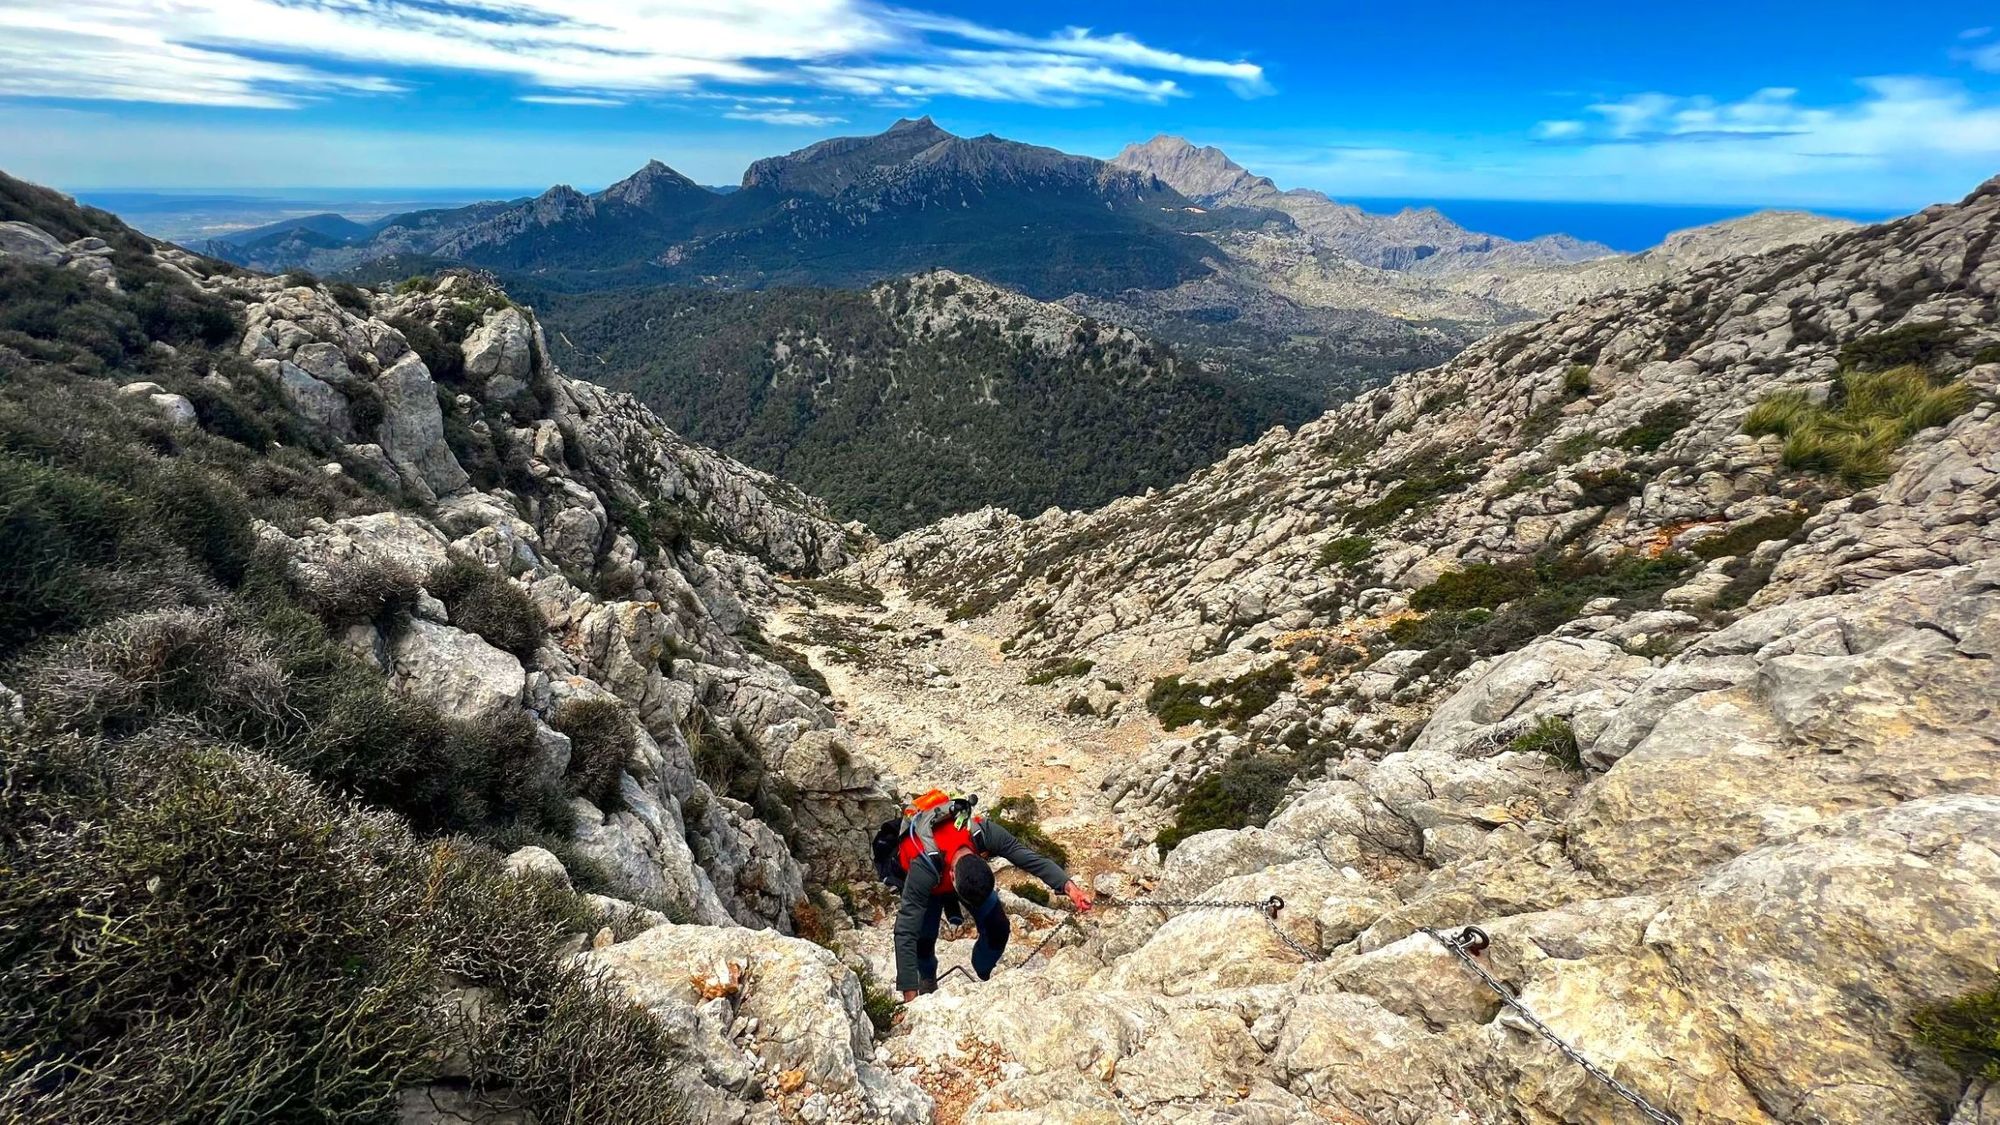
top-left (1344, 197), bottom-right (1903, 254)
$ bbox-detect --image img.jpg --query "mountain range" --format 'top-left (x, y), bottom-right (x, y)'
top-left (202, 119), bottom-right (1852, 341)
top-left (185, 120), bottom-right (1857, 537)
top-left (5, 154), bottom-right (1997, 1124)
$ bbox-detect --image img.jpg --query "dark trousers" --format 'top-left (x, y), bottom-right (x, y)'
top-left (915, 891), bottom-right (1010, 986)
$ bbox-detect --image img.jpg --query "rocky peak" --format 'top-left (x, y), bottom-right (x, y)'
top-left (741, 117), bottom-right (961, 196)
top-left (1112, 134), bottom-right (1276, 206)
top-left (598, 157), bottom-right (704, 210)
top-left (884, 114), bottom-right (946, 138)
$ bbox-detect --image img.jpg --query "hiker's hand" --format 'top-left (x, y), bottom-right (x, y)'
top-left (1065, 881), bottom-right (1094, 913)
top-left (901, 990), bottom-right (919, 1002)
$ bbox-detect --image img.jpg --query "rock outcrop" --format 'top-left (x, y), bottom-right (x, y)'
top-left (1, 212), bottom-right (918, 1115)
top-left (855, 177), bottom-right (2000, 1121)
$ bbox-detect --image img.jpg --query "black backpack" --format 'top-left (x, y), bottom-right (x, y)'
top-left (871, 819), bottom-right (906, 890)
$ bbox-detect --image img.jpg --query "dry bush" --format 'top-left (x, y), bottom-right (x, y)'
top-left (0, 729), bottom-right (691, 1124)
top-left (552, 697), bottom-right (636, 811)
top-left (429, 554), bottom-right (545, 659)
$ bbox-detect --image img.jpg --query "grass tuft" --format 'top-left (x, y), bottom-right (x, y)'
top-left (1508, 715), bottom-right (1582, 772)
top-left (1745, 365), bottom-right (1977, 487)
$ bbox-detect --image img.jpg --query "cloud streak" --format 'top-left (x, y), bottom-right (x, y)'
top-left (1533, 80), bottom-right (2000, 160)
top-left (724, 107), bottom-right (847, 126)
top-left (0, 0), bottom-right (1267, 112)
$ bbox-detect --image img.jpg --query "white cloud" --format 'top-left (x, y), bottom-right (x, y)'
top-left (1960, 27), bottom-right (1993, 40)
top-left (520, 94), bottom-right (627, 107)
top-left (0, 0), bottom-right (1264, 111)
top-left (1961, 41), bottom-right (2000, 72)
top-left (724, 107), bottom-right (846, 126)
top-left (806, 54), bottom-right (1182, 106)
top-left (889, 12), bottom-right (1270, 96)
top-left (1534, 80), bottom-right (2000, 157)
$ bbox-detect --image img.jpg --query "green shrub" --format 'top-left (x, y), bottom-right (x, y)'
top-left (1386, 550), bottom-right (1695, 682)
top-left (1975, 343), bottom-right (2000, 366)
top-left (1554, 431), bottom-right (1604, 462)
top-left (1011, 882), bottom-right (1053, 907)
top-left (1155, 751), bottom-right (1295, 856)
top-left (1691, 510), bottom-right (1809, 561)
top-left (1410, 562), bottom-right (1537, 612)
top-left (1839, 321), bottom-right (1961, 372)
top-left (1353, 457), bottom-right (1480, 529)
top-left (988, 794), bottom-right (1070, 868)
top-left (394, 274), bottom-right (436, 294)
top-left (388, 313), bottom-right (463, 385)
top-left (428, 554), bottom-right (544, 659)
top-left (1316, 535), bottom-right (1373, 570)
top-left (1562, 364), bottom-right (1594, 396)
top-left (1508, 715), bottom-right (1581, 771)
top-left (0, 729), bottom-right (687, 1124)
top-left (1146, 664), bottom-right (1293, 731)
top-left (552, 697), bottom-right (635, 811)
top-left (858, 971), bottom-right (901, 1041)
top-left (1615, 403), bottom-right (1692, 453)
top-left (326, 281), bottom-right (371, 315)
top-left (1025, 657), bottom-right (1094, 685)
top-left (1745, 366), bottom-right (1977, 487)
top-left (1573, 467), bottom-right (1644, 507)
top-left (1913, 977), bottom-right (2000, 1080)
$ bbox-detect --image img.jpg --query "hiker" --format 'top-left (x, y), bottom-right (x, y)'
top-left (874, 791), bottom-right (1092, 1000)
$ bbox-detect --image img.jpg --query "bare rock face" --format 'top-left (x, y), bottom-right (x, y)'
top-left (588, 923), bottom-right (930, 1124)
top-left (460, 306), bottom-right (534, 400)
top-left (389, 619), bottom-right (526, 721)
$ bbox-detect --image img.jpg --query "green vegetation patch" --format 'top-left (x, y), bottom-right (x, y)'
top-left (1155, 752), bottom-right (1295, 856)
top-left (1913, 977), bottom-right (2000, 1081)
top-left (1745, 365), bottom-right (1978, 487)
top-left (1146, 664), bottom-right (1294, 731)
top-left (1354, 454), bottom-right (1483, 530)
top-left (551, 697), bottom-right (636, 811)
top-left (1615, 403), bottom-right (1693, 453)
top-left (1508, 715), bottom-right (1582, 772)
top-left (428, 553), bottom-right (545, 659)
top-left (1691, 510), bottom-right (1810, 561)
top-left (1839, 321), bottom-right (1963, 372)
top-left (1409, 561), bottom-right (1539, 612)
top-left (1316, 535), bottom-right (1374, 570)
top-left (1024, 657), bottom-right (1094, 685)
top-left (1391, 550), bottom-right (1696, 682)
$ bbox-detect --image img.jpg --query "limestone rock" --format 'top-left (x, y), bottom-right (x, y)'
top-left (589, 923), bottom-right (930, 1123)
top-left (462, 306), bottom-right (535, 400)
top-left (389, 620), bottom-right (525, 722)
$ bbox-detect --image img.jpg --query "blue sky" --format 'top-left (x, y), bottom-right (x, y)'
top-left (3, 1), bottom-right (1998, 209)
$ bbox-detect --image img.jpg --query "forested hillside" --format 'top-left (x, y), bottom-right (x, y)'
top-left (538, 271), bottom-right (1319, 534)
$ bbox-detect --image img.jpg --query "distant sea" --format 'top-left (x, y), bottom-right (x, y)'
top-left (1345, 197), bottom-right (1904, 254)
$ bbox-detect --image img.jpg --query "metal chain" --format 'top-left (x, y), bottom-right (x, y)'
top-left (1102, 893), bottom-right (1326, 964)
top-left (1420, 926), bottom-right (1681, 1125)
